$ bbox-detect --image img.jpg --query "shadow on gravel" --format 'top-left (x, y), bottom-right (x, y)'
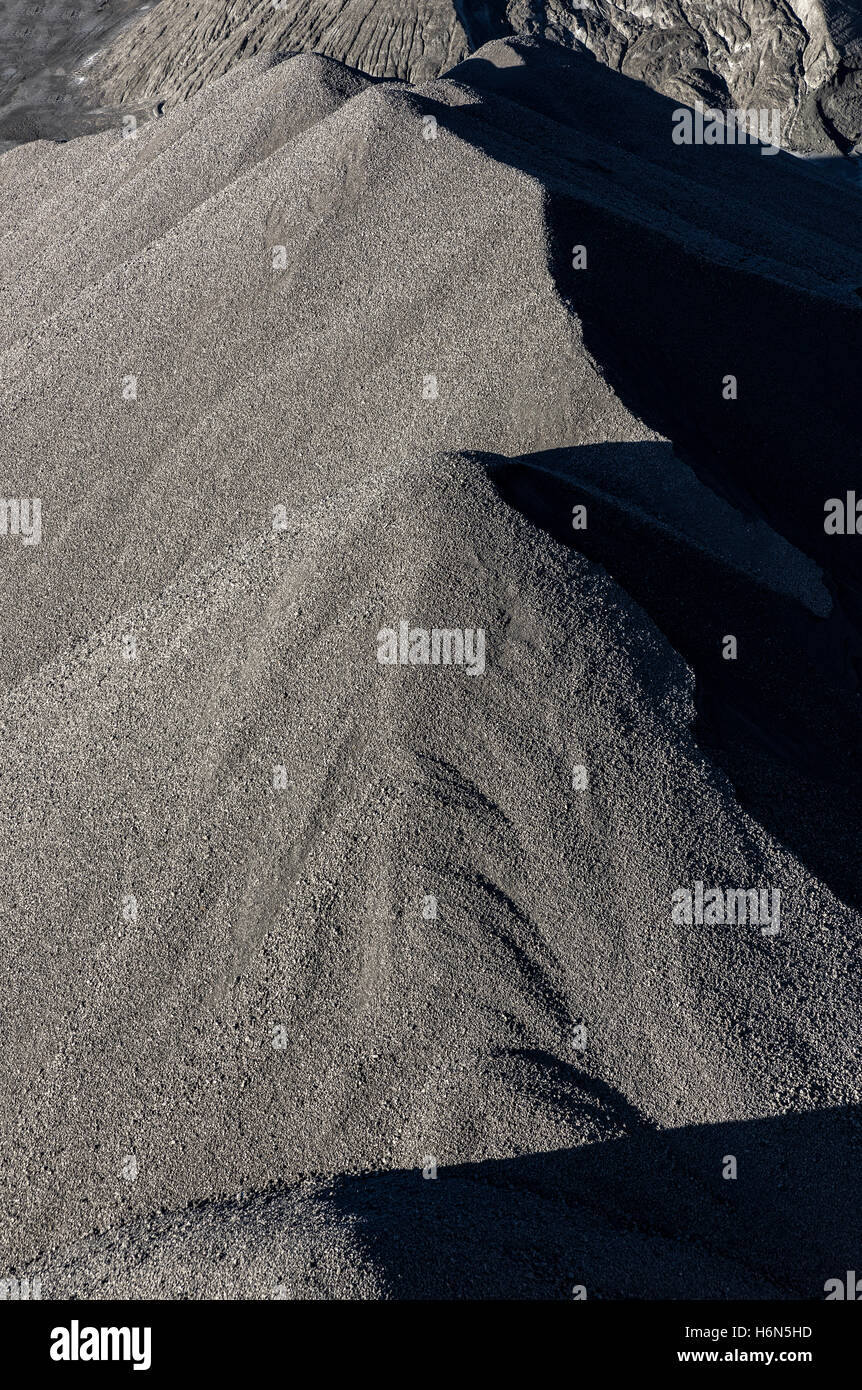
top-left (328, 1103), bottom-right (862, 1298)
top-left (490, 442), bottom-right (862, 911)
top-left (435, 43), bottom-right (862, 580)
top-left (418, 43), bottom-right (862, 907)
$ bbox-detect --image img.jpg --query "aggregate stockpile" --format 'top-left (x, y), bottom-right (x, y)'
top-left (0, 37), bottom-right (861, 1298)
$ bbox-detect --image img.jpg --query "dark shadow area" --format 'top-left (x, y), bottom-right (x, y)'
top-left (327, 1102), bottom-right (862, 1298)
top-left (489, 441), bottom-right (862, 911)
top-left (415, 40), bottom-right (862, 906)
top-left (453, 0), bottom-right (513, 52)
top-left (433, 40), bottom-right (862, 580)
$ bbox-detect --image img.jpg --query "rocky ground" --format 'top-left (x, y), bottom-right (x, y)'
top-left (2, 1), bottom-right (862, 155)
top-left (1, 36), bottom-right (860, 1297)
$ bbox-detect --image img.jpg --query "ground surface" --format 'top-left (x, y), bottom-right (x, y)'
top-left (1, 33), bottom-right (860, 1300)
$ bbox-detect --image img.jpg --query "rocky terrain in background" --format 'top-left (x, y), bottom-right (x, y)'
top-left (87, 0), bottom-right (475, 103)
top-left (0, 0), bottom-right (152, 149)
top-left (544, 0), bottom-right (862, 154)
top-left (2, 0), bottom-right (862, 154)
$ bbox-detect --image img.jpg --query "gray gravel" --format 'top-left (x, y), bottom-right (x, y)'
top-left (1, 38), bottom-right (860, 1299)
